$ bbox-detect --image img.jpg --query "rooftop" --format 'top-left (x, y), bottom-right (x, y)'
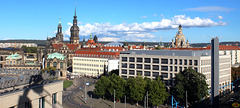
top-left (6, 53), bottom-right (22, 60)
top-left (47, 52), bottom-right (65, 60)
top-left (74, 50), bottom-right (120, 59)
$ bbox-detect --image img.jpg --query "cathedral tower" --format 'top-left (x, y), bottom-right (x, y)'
top-left (170, 25), bottom-right (189, 48)
top-left (94, 35), bottom-right (98, 43)
top-left (56, 18), bottom-right (63, 42)
top-left (70, 5), bottom-right (80, 44)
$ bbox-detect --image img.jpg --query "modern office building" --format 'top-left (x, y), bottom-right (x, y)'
top-left (206, 45), bottom-right (240, 65)
top-left (119, 50), bottom-right (231, 88)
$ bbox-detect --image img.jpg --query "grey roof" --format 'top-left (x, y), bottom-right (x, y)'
top-left (120, 50), bottom-right (212, 57)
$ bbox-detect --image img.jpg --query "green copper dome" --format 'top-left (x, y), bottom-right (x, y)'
top-left (47, 52), bottom-right (65, 60)
top-left (6, 53), bottom-right (21, 60)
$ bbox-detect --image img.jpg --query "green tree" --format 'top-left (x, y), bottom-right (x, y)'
top-left (127, 75), bottom-right (147, 105)
top-left (94, 76), bottom-right (111, 98)
top-left (41, 66), bottom-right (56, 77)
top-left (231, 66), bottom-right (240, 82)
top-left (149, 77), bottom-right (169, 106)
top-left (108, 73), bottom-right (127, 101)
top-left (173, 68), bottom-right (208, 104)
top-left (154, 46), bottom-right (162, 50)
top-left (21, 46), bottom-right (37, 53)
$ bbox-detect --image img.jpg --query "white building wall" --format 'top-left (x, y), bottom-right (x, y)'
top-left (220, 50), bottom-right (240, 65)
top-left (73, 57), bottom-right (109, 76)
top-left (108, 59), bottom-right (119, 72)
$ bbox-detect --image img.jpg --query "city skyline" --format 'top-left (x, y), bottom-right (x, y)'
top-left (0, 0), bottom-right (239, 43)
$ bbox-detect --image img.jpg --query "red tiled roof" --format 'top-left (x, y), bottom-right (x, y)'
top-left (103, 46), bottom-right (124, 51)
top-left (74, 50), bottom-right (120, 59)
top-left (86, 39), bottom-right (95, 45)
top-left (78, 47), bottom-right (102, 51)
top-left (86, 39), bottom-right (101, 46)
top-left (66, 44), bottom-right (79, 50)
top-left (52, 43), bottom-right (63, 50)
top-left (128, 45), bottom-right (144, 49)
top-left (206, 45), bottom-right (240, 50)
top-left (163, 45), bottom-right (240, 51)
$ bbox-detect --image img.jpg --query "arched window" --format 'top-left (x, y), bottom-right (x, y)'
top-left (53, 62), bottom-right (57, 68)
top-left (47, 62), bottom-right (50, 67)
top-left (60, 62), bottom-right (63, 68)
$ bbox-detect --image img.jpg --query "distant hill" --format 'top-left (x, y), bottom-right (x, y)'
top-left (0, 39), bottom-right (239, 48)
top-left (0, 40), bottom-right (47, 46)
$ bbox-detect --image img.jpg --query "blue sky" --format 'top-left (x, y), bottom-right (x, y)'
top-left (0, 0), bottom-right (239, 43)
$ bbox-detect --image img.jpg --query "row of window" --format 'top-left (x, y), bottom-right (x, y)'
top-left (6, 60), bottom-right (22, 65)
top-left (122, 57), bottom-right (198, 66)
top-left (47, 62), bottom-right (64, 68)
top-left (73, 67), bottom-right (104, 72)
top-left (122, 63), bottom-right (195, 72)
top-left (201, 60), bottom-right (211, 66)
top-left (73, 63), bottom-right (105, 67)
top-left (73, 58), bottom-right (108, 63)
top-left (219, 58), bottom-right (231, 63)
top-left (74, 54), bottom-right (117, 58)
top-left (121, 69), bottom-right (174, 78)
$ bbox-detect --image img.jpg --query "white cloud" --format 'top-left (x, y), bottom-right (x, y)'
top-left (63, 36), bottom-right (70, 41)
top-left (153, 14), bottom-right (157, 17)
top-left (141, 16), bottom-right (147, 18)
top-left (3, 38), bottom-right (14, 40)
top-left (63, 15), bottom-right (227, 41)
top-left (218, 15), bottom-right (223, 19)
top-left (183, 6), bottom-right (234, 12)
top-left (98, 37), bottom-right (120, 42)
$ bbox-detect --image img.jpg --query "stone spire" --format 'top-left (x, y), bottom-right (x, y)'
top-left (70, 3), bottom-right (80, 44)
top-left (90, 33), bottom-right (93, 40)
top-left (56, 18), bottom-right (63, 42)
top-left (94, 34), bottom-right (98, 43)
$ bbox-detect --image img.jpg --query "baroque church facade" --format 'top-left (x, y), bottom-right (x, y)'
top-left (170, 25), bottom-right (190, 48)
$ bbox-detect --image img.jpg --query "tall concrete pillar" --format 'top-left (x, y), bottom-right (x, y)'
top-left (211, 37), bottom-right (219, 108)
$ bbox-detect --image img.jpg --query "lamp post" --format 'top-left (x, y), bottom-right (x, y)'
top-left (114, 89), bottom-right (115, 108)
top-left (85, 76), bottom-right (87, 103)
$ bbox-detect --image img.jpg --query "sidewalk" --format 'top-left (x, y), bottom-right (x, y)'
top-left (73, 84), bottom-right (144, 108)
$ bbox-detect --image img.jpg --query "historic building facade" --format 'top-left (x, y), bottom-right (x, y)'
top-left (4, 53), bottom-right (41, 70)
top-left (45, 52), bottom-right (67, 78)
top-left (0, 48), bottom-right (24, 68)
top-left (170, 25), bottom-right (190, 48)
top-left (46, 7), bottom-right (81, 64)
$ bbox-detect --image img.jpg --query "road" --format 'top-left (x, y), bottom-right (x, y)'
top-left (62, 76), bottom-right (145, 108)
top-left (63, 77), bottom-right (96, 108)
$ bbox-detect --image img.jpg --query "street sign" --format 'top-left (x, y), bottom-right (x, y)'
top-left (86, 82), bottom-right (90, 86)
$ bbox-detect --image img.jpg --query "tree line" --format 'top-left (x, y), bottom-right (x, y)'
top-left (93, 68), bottom-right (209, 107)
top-left (93, 73), bottom-right (169, 107)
